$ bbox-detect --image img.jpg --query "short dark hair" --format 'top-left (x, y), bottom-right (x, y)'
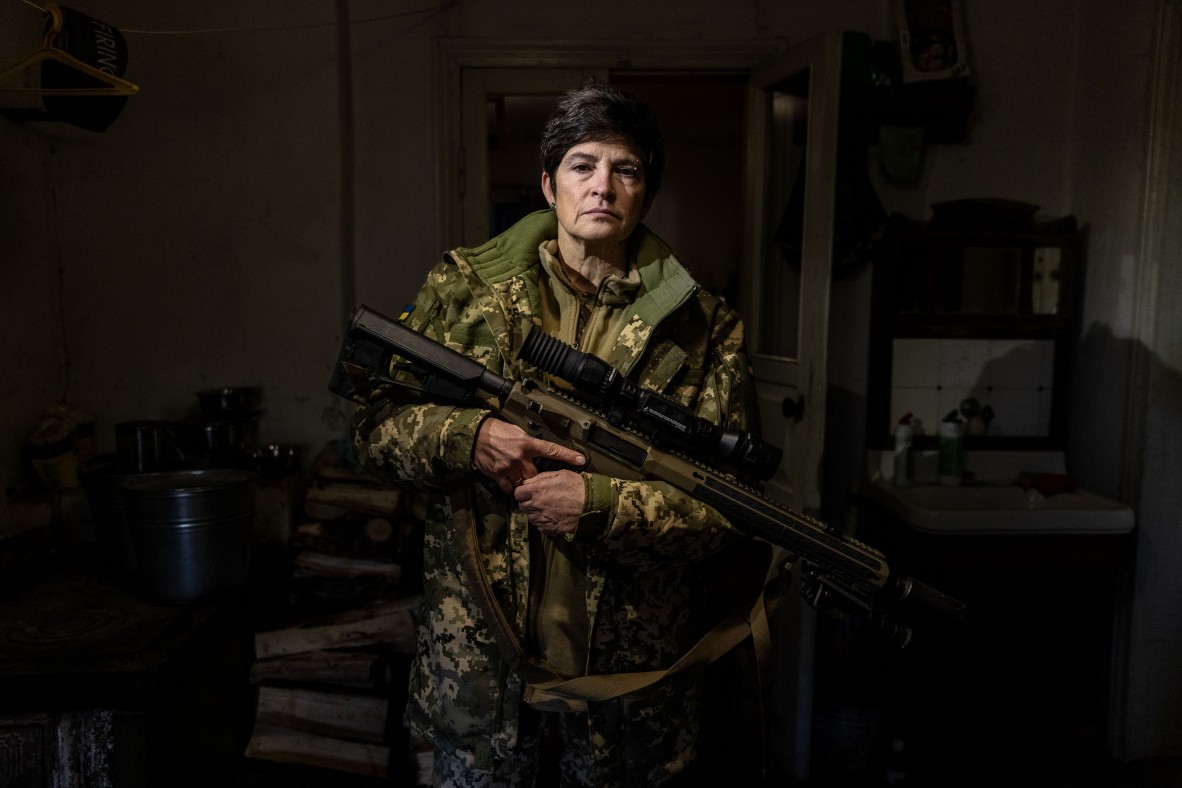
top-left (539, 78), bottom-right (665, 196)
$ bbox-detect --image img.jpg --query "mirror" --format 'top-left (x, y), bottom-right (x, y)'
top-left (958, 246), bottom-right (1021, 313)
top-left (756, 69), bottom-right (810, 360)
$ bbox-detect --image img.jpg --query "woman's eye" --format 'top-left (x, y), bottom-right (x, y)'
top-left (617, 167), bottom-right (639, 179)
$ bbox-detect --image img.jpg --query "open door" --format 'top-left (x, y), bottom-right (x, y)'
top-left (741, 31), bottom-right (844, 781)
top-left (742, 31), bottom-right (841, 517)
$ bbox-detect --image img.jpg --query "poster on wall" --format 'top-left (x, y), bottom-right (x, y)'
top-left (897, 0), bottom-right (971, 82)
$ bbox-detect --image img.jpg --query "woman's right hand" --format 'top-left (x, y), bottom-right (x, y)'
top-left (473, 417), bottom-right (585, 494)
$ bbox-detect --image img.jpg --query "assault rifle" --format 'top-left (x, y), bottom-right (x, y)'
top-left (330, 305), bottom-right (964, 646)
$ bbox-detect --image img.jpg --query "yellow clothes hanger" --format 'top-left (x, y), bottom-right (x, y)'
top-left (0, 3), bottom-right (139, 96)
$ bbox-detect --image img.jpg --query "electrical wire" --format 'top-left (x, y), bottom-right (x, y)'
top-left (12, 0), bottom-right (455, 36)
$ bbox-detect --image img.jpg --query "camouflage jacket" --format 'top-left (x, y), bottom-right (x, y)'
top-left (352, 210), bottom-right (762, 784)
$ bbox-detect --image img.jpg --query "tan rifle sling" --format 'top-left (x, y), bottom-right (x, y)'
top-left (450, 483), bottom-right (789, 710)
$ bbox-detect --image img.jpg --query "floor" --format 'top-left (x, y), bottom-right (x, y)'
top-left (230, 749), bottom-right (1182, 788)
top-left (1115, 758), bottom-right (1182, 788)
top-left (804, 757), bottom-right (1182, 788)
top-left (235, 758), bottom-right (401, 787)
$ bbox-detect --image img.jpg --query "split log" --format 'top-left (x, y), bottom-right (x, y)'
top-left (305, 482), bottom-right (402, 517)
top-left (248, 649), bottom-right (390, 689)
top-left (311, 463), bottom-right (375, 483)
top-left (293, 550), bottom-right (401, 581)
top-left (365, 516), bottom-right (394, 543)
top-left (254, 596), bottom-right (418, 659)
top-left (245, 724), bottom-right (389, 777)
top-left (254, 686), bottom-right (388, 743)
top-left (298, 595), bottom-right (420, 627)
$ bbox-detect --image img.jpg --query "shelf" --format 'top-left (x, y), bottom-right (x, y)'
top-left (840, 33), bottom-right (977, 145)
top-left (891, 313), bottom-right (1070, 339)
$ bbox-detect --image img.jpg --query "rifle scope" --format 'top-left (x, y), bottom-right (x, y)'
top-left (519, 327), bottom-right (783, 482)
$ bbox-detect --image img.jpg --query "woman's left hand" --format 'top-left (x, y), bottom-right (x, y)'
top-left (513, 470), bottom-right (585, 536)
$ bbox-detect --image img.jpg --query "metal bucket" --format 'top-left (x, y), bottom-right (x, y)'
top-left (174, 414), bottom-right (258, 469)
top-left (121, 468), bottom-right (256, 604)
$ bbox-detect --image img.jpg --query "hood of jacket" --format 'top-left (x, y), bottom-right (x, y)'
top-left (448, 209), bottom-right (699, 376)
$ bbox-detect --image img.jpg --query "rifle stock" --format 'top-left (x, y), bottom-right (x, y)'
top-left (331, 305), bottom-right (964, 645)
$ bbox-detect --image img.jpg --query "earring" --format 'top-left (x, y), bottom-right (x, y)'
top-left (549, 201), bottom-right (555, 209)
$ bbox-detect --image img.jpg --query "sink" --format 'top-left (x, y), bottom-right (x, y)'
top-left (863, 451), bottom-right (1135, 535)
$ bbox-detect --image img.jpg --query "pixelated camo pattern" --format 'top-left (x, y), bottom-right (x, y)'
top-left (431, 708), bottom-right (594, 787)
top-left (350, 213), bottom-right (760, 785)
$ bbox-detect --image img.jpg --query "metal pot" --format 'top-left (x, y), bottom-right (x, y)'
top-left (115, 419), bottom-right (184, 473)
top-left (195, 387), bottom-right (260, 419)
top-left (175, 415), bottom-right (258, 468)
top-left (120, 468), bottom-right (256, 604)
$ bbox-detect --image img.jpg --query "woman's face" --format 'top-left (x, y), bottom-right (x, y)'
top-left (541, 137), bottom-right (652, 255)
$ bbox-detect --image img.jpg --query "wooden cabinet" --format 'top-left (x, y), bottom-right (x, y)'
top-left (826, 501), bottom-right (1133, 786)
top-left (867, 199), bottom-right (1081, 451)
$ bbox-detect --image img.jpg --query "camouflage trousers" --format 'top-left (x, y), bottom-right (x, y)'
top-left (431, 708), bottom-right (593, 788)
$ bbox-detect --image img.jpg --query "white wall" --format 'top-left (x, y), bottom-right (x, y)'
top-left (0, 0), bottom-right (1173, 763)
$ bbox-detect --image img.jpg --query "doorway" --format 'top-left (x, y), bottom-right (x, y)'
top-left (435, 37), bottom-right (846, 782)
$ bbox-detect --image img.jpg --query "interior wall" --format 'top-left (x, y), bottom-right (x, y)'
top-left (1066, 2), bottom-right (1158, 502)
top-left (0, 0), bottom-right (453, 500)
top-left (349, 0), bottom-right (450, 337)
top-left (0, 125), bottom-right (66, 501)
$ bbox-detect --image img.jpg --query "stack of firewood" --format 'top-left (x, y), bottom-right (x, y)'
top-left (244, 441), bottom-right (429, 782)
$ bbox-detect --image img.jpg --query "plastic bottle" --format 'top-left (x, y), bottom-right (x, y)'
top-left (893, 413), bottom-right (914, 487)
top-left (938, 410), bottom-right (964, 486)
top-left (884, 737), bottom-right (908, 785)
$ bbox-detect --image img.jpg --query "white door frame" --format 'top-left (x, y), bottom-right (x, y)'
top-left (742, 32), bottom-right (843, 515)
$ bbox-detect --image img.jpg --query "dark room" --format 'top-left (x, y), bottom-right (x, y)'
top-left (2, 1), bottom-right (1180, 786)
